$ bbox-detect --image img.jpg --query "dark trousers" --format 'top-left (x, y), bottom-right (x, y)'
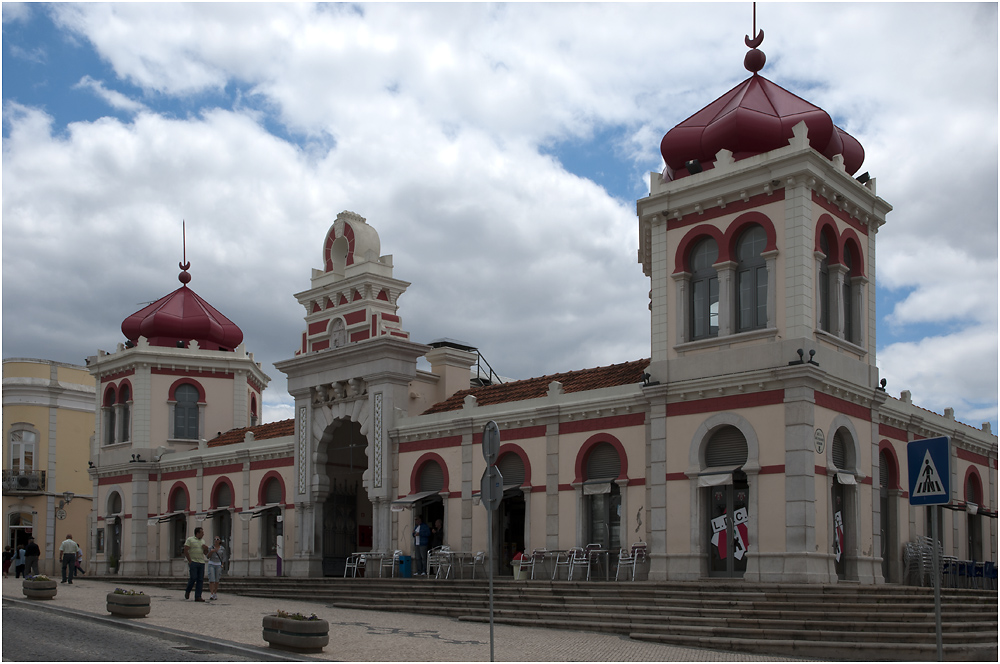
top-left (185, 562), bottom-right (205, 598)
top-left (61, 553), bottom-right (77, 582)
top-left (15, 564), bottom-right (25, 578)
top-left (414, 545), bottom-right (428, 574)
top-left (25, 556), bottom-right (39, 576)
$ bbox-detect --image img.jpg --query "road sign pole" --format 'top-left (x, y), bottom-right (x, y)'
top-left (932, 508), bottom-right (942, 661)
top-left (488, 502), bottom-right (494, 662)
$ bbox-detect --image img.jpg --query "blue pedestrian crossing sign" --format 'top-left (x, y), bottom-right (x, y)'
top-left (907, 436), bottom-right (950, 506)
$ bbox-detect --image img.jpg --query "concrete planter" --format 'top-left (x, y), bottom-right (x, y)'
top-left (106, 592), bottom-right (150, 618)
top-left (262, 615), bottom-right (329, 653)
top-left (22, 578), bottom-right (57, 600)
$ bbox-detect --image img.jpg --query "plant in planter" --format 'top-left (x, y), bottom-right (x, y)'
top-left (106, 587), bottom-right (150, 618)
top-left (107, 554), bottom-right (119, 574)
top-left (22, 575), bottom-right (57, 600)
top-left (262, 609), bottom-right (329, 653)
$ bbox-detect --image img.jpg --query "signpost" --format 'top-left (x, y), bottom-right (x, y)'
top-left (480, 420), bottom-right (502, 662)
top-left (908, 436), bottom-right (950, 662)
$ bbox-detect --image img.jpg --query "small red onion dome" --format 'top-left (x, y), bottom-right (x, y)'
top-left (660, 70), bottom-right (864, 181)
top-left (121, 269), bottom-right (243, 351)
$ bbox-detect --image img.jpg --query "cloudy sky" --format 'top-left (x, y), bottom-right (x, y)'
top-left (3, 3), bottom-right (997, 432)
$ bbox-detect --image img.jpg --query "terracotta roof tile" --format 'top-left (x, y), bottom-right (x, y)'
top-left (207, 419), bottom-right (294, 447)
top-left (422, 358), bottom-right (651, 415)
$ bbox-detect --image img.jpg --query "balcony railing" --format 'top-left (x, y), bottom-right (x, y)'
top-left (2, 469), bottom-right (47, 494)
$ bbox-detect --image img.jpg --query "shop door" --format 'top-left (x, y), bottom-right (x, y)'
top-left (708, 481), bottom-right (749, 577)
top-left (499, 493), bottom-right (525, 575)
top-left (211, 511), bottom-right (233, 572)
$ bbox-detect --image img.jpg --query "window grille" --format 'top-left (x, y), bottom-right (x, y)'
top-left (586, 442), bottom-right (621, 481)
top-left (704, 426), bottom-right (748, 468)
top-left (418, 461), bottom-right (444, 492)
top-left (497, 453), bottom-right (525, 486)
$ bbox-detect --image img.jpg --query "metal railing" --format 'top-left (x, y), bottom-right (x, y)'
top-left (2, 469), bottom-right (47, 494)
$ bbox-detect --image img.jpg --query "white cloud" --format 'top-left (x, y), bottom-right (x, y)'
top-left (73, 76), bottom-right (147, 113)
top-left (4, 3), bottom-right (997, 430)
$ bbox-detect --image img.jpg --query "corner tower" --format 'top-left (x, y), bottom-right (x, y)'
top-left (638, 30), bottom-right (893, 584)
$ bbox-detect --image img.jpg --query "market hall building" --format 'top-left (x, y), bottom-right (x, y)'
top-left (83, 38), bottom-right (997, 584)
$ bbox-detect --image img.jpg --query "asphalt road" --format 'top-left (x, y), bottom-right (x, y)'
top-left (1, 601), bottom-right (260, 662)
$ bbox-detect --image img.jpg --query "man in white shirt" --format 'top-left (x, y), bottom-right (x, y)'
top-left (59, 534), bottom-right (80, 584)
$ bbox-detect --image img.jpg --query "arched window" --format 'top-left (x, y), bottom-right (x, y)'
top-left (214, 483), bottom-right (232, 509)
top-left (497, 452), bottom-right (525, 487)
top-left (418, 461), bottom-right (444, 493)
top-left (832, 430), bottom-right (853, 471)
top-left (262, 477), bottom-right (283, 505)
top-left (819, 231), bottom-right (833, 333)
top-left (736, 225), bottom-right (768, 332)
top-left (704, 426), bottom-right (749, 469)
top-left (118, 384), bottom-right (131, 443)
top-left (8, 428), bottom-right (37, 474)
top-left (842, 249), bottom-right (855, 343)
top-left (104, 387), bottom-right (117, 445)
top-left (966, 472), bottom-right (983, 560)
top-left (107, 492), bottom-right (123, 515)
top-left (690, 238), bottom-right (719, 340)
top-left (173, 383), bottom-right (200, 440)
top-left (250, 395), bottom-right (258, 427)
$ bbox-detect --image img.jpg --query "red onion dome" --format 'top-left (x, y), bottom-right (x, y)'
top-left (122, 279), bottom-right (244, 351)
top-left (660, 74), bottom-right (865, 181)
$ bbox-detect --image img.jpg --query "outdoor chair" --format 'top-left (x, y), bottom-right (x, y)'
top-left (463, 551), bottom-right (486, 579)
top-left (568, 546), bottom-right (593, 581)
top-left (615, 542), bottom-right (647, 581)
top-left (344, 552), bottom-right (365, 578)
top-left (429, 546), bottom-right (453, 579)
top-left (529, 548), bottom-right (548, 580)
top-left (381, 549), bottom-right (402, 578)
top-left (973, 561), bottom-right (985, 589)
top-left (551, 549), bottom-right (576, 580)
top-left (985, 561), bottom-right (997, 590)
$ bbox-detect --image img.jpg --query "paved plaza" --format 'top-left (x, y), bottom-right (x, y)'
top-left (2, 576), bottom-right (802, 661)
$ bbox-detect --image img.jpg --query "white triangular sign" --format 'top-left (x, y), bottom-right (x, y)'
top-left (912, 450), bottom-right (946, 498)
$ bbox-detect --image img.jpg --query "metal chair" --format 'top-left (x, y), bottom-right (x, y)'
top-left (615, 542), bottom-right (647, 581)
top-left (380, 550), bottom-right (402, 578)
top-left (463, 551), bottom-right (486, 579)
top-left (529, 548), bottom-right (548, 580)
top-left (568, 546), bottom-right (593, 581)
top-left (551, 549), bottom-right (576, 580)
top-left (429, 546), bottom-right (453, 579)
top-left (973, 561), bottom-right (986, 589)
top-left (343, 552), bottom-right (365, 578)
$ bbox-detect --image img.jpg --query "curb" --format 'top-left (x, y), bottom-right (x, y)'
top-left (2, 596), bottom-right (328, 662)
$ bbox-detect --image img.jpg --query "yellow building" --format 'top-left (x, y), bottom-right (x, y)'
top-left (3, 358), bottom-right (95, 575)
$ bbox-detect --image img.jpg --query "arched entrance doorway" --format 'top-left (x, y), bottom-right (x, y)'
top-left (210, 482), bottom-right (233, 573)
top-left (878, 448), bottom-right (898, 582)
top-left (583, 442), bottom-right (622, 552)
top-left (702, 426), bottom-right (750, 578)
top-left (831, 428), bottom-right (857, 581)
top-left (320, 419), bottom-right (370, 576)
top-left (496, 451), bottom-right (526, 575)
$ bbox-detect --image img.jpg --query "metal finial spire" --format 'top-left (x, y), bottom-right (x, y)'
top-left (744, 2), bottom-right (766, 73)
top-left (179, 220), bottom-right (192, 284)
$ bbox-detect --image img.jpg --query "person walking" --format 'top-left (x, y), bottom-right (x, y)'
top-left (13, 545), bottom-right (26, 578)
top-left (412, 516), bottom-right (430, 576)
top-left (183, 527), bottom-right (209, 602)
top-left (59, 534), bottom-right (80, 584)
top-left (2, 546), bottom-right (12, 578)
top-left (24, 538), bottom-right (40, 577)
top-left (75, 549), bottom-right (86, 576)
top-left (206, 536), bottom-right (226, 600)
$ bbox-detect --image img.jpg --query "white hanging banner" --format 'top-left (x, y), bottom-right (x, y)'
top-left (583, 482), bottom-right (611, 495)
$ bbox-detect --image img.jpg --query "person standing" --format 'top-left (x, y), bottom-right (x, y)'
top-left (206, 536), bottom-right (226, 600)
top-left (24, 538), bottom-right (40, 577)
top-left (59, 534), bottom-right (80, 584)
top-left (430, 519), bottom-right (444, 549)
top-left (2, 546), bottom-right (12, 578)
top-left (183, 527), bottom-right (209, 602)
top-left (412, 516), bottom-right (430, 576)
top-left (14, 545), bottom-right (26, 578)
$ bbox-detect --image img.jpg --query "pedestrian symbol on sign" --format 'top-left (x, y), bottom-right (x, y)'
top-left (913, 450), bottom-right (946, 498)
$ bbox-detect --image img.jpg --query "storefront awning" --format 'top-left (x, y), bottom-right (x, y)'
top-left (238, 504), bottom-right (281, 521)
top-left (146, 510), bottom-right (187, 525)
top-left (697, 469), bottom-right (740, 487)
top-left (835, 472), bottom-right (856, 485)
top-left (583, 482), bottom-right (611, 495)
top-left (194, 507), bottom-right (231, 522)
top-left (390, 491), bottom-right (439, 511)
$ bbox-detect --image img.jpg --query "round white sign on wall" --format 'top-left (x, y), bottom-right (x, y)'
top-left (814, 429), bottom-right (825, 455)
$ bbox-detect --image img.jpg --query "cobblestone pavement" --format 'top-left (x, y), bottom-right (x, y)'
top-left (3, 576), bottom-right (802, 661)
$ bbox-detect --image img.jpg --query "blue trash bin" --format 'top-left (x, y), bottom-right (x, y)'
top-left (399, 555), bottom-right (412, 578)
